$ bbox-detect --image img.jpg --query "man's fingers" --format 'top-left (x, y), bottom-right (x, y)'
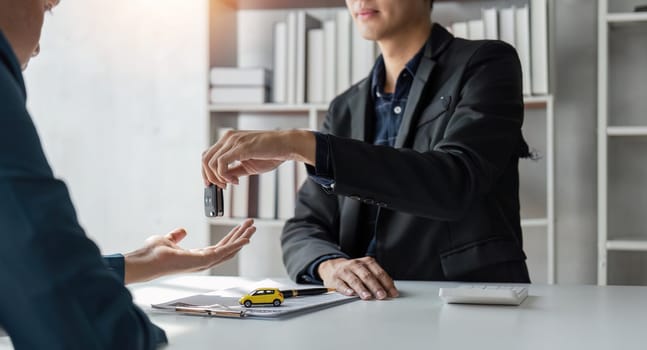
top-left (341, 268), bottom-right (372, 300)
top-left (334, 279), bottom-right (354, 297)
top-left (166, 228), bottom-right (187, 244)
top-left (217, 150), bottom-right (242, 184)
top-left (353, 264), bottom-right (388, 300)
top-left (364, 258), bottom-right (399, 298)
top-left (227, 163), bottom-right (255, 179)
top-left (202, 146), bottom-right (226, 187)
top-left (238, 225), bottom-right (256, 241)
top-left (204, 239), bottom-right (250, 267)
top-left (217, 219), bottom-right (254, 247)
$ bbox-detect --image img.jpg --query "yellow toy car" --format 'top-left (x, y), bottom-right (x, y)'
top-left (239, 288), bottom-right (284, 308)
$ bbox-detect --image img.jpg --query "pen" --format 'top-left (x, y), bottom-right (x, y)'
top-left (280, 288), bottom-right (335, 298)
top-left (175, 306), bottom-right (246, 318)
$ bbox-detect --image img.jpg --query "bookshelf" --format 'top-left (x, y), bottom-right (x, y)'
top-left (208, 0), bottom-right (556, 283)
top-left (597, 0), bottom-right (647, 285)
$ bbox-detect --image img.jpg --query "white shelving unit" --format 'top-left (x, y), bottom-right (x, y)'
top-left (208, 0), bottom-right (556, 283)
top-left (597, 0), bottom-right (647, 285)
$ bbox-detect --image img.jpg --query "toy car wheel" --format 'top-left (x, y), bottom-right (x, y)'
top-left (273, 299), bottom-right (281, 307)
top-left (244, 300), bottom-right (252, 308)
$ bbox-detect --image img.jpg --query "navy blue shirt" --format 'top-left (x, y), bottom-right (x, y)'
top-left (0, 30), bottom-right (166, 349)
top-left (302, 44), bottom-right (425, 283)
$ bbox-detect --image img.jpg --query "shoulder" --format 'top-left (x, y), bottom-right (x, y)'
top-left (0, 63), bottom-right (28, 121)
top-left (447, 38), bottom-right (520, 67)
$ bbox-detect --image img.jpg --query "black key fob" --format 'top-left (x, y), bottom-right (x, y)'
top-left (204, 184), bottom-right (224, 217)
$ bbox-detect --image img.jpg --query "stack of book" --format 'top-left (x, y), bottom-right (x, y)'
top-left (272, 9), bottom-right (378, 105)
top-left (210, 67), bottom-right (271, 105)
top-left (449, 0), bottom-right (549, 96)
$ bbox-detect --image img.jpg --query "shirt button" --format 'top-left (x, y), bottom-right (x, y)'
top-left (394, 106), bottom-right (402, 114)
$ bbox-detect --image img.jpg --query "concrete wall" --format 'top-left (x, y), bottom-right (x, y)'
top-left (24, 0), bottom-right (210, 254)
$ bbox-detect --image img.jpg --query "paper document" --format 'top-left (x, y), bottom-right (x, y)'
top-left (152, 279), bottom-right (358, 318)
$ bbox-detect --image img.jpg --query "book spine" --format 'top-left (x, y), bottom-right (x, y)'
top-left (515, 5), bottom-right (532, 96)
top-left (323, 20), bottom-right (337, 103)
top-left (277, 161), bottom-right (296, 220)
top-left (272, 22), bottom-right (288, 103)
top-left (336, 10), bottom-right (351, 94)
top-left (530, 0), bottom-right (549, 95)
top-left (307, 29), bottom-right (325, 103)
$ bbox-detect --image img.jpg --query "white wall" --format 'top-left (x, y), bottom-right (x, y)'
top-left (23, 0), bottom-right (209, 253)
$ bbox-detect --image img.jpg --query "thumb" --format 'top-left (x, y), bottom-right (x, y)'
top-left (166, 228), bottom-right (187, 243)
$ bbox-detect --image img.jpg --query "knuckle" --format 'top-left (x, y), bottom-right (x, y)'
top-left (357, 269), bottom-right (372, 280)
top-left (375, 270), bottom-right (388, 279)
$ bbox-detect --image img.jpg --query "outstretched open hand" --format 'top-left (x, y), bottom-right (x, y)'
top-left (124, 219), bottom-right (256, 284)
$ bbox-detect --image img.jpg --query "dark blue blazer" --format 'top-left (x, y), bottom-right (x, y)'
top-left (0, 31), bottom-right (167, 349)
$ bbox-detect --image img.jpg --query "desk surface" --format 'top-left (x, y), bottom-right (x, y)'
top-left (131, 276), bottom-right (647, 350)
top-left (2, 276), bottom-right (646, 349)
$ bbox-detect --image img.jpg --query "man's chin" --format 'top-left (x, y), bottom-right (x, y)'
top-left (21, 60), bottom-right (30, 71)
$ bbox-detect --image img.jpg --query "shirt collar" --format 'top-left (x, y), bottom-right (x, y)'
top-left (0, 30), bottom-right (27, 100)
top-left (371, 42), bottom-right (426, 98)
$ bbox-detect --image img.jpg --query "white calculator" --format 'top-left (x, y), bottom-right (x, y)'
top-left (439, 285), bottom-right (529, 306)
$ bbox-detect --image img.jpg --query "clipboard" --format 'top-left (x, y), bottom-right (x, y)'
top-left (151, 279), bottom-right (358, 318)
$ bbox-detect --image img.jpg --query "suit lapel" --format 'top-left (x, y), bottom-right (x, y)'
top-left (394, 42), bottom-right (436, 149)
top-left (349, 78), bottom-right (372, 141)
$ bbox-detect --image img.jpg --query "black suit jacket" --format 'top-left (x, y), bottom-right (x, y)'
top-left (281, 24), bottom-right (530, 283)
top-left (0, 31), bottom-right (166, 349)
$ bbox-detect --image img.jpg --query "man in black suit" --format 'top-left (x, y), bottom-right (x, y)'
top-left (0, 0), bottom-right (257, 348)
top-left (202, 0), bottom-right (531, 301)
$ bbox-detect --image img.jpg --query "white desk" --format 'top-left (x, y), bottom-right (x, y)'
top-left (1, 276), bottom-right (646, 349)
top-left (128, 275), bottom-right (647, 350)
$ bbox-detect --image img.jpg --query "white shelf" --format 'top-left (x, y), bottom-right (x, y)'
top-left (210, 97), bottom-right (549, 113)
top-left (209, 103), bottom-right (328, 113)
top-left (606, 238), bottom-right (647, 251)
top-left (598, 0), bottom-right (647, 285)
top-left (214, 218), bottom-right (551, 230)
top-left (521, 218), bottom-right (549, 228)
top-left (210, 217), bottom-right (286, 228)
top-left (607, 126), bottom-right (647, 136)
top-left (607, 12), bottom-right (647, 24)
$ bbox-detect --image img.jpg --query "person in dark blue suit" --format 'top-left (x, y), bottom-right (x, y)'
top-left (0, 1), bottom-right (256, 348)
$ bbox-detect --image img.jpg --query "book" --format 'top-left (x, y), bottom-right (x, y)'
top-left (452, 22), bottom-right (469, 39)
top-left (336, 10), bottom-right (352, 94)
top-left (257, 169), bottom-right (277, 220)
top-left (351, 23), bottom-right (376, 84)
top-left (210, 87), bottom-right (268, 104)
top-left (307, 28), bottom-right (325, 103)
top-left (323, 20), bottom-right (337, 102)
top-left (296, 11), bottom-right (322, 104)
top-left (210, 67), bottom-right (270, 87)
top-left (272, 22), bottom-right (288, 103)
top-left (152, 278), bottom-right (358, 319)
top-left (468, 20), bottom-right (485, 40)
top-left (515, 5), bottom-right (532, 96)
top-left (483, 8), bottom-right (499, 40)
top-left (530, 0), bottom-right (549, 95)
top-left (230, 174), bottom-right (250, 218)
top-left (499, 7), bottom-right (516, 47)
top-left (277, 160), bottom-right (296, 220)
top-left (286, 12), bottom-right (298, 104)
